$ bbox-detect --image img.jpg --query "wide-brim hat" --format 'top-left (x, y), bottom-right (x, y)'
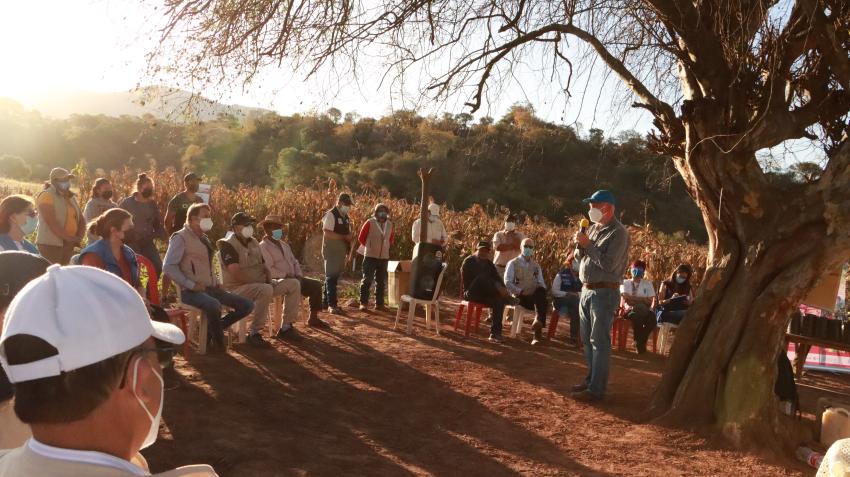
top-left (259, 215), bottom-right (284, 227)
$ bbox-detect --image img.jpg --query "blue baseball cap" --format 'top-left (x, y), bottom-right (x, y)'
top-left (582, 190), bottom-right (617, 206)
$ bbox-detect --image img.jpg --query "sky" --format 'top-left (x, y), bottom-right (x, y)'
top-left (0, 0), bottom-right (655, 136)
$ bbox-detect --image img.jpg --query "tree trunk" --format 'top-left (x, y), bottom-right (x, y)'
top-left (648, 117), bottom-right (850, 449)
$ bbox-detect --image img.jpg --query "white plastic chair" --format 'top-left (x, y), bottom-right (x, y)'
top-left (174, 287), bottom-right (208, 355)
top-left (657, 322), bottom-right (679, 356)
top-left (394, 263), bottom-right (448, 334)
top-left (506, 304), bottom-right (537, 338)
top-left (214, 253), bottom-right (249, 344)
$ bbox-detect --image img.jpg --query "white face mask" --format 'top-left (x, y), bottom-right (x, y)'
top-left (19, 215), bottom-right (38, 235)
top-left (240, 225), bottom-right (254, 238)
top-left (588, 207), bottom-right (604, 223)
top-left (132, 358), bottom-right (164, 450)
top-left (504, 222), bottom-right (515, 232)
top-left (338, 205), bottom-right (349, 215)
top-left (199, 217), bottom-right (214, 232)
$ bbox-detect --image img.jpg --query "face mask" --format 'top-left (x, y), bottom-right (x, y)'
top-left (522, 247), bottom-right (533, 258)
top-left (19, 215), bottom-right (38, 235)
top-left (101, 190), bottom-right (113, 200)
top-left (338, 205), bottom-right (350, 215)
top-left (504, 222), bottom-right (515, 232)
top-left (240, 225), bottom-right (254, 238)
top-left (676, 276), bottom-right (687, 285)
top-left (132, 357), bottom-right (164, 450)
top-left (141, 188), bottom-right (154, 198)
top-left (571, 261), bottom-right (580, 273)
top-left (376, 211), bottom-right (388, 220)
top-left (588, 207), bottom-right (604, 223)
top-left (199, 218), bottom-right (214, 232)
top-left (632, 268), bottom-right (645, 278)
top-left (271, 229), bottom-right (284, 240)
top-left (55, 180), bottom-right (71, 192)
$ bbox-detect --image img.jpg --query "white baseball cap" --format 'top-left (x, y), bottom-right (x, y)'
top-left (0, 265), bottom-right (185, 383)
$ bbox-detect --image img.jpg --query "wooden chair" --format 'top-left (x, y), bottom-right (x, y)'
top-left (395, 263), bottom-right (448, 334)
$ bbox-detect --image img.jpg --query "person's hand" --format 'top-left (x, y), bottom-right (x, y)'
top-left (574, 231), bottom-right (590, 248)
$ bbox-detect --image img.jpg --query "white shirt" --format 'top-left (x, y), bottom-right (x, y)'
top-left (322, 210), bottom-right (336, 231)
top-left (411, 216), bottom-right (447, 244)
top-left (27, 438), bottom-right (147, 476)
top-left (621, 279), bottom-right (656, 310)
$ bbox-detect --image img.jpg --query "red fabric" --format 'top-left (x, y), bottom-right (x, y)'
top-left (358, 221), bottom-right (370, 246)
top-left (81, 252), bottom-right (133, 285)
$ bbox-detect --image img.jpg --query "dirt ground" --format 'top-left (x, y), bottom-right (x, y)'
top-left (144, 292), bottom-right (848, 476)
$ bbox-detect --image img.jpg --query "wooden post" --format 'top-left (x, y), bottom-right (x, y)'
top-left (417, 168), bottom-right (433, 245)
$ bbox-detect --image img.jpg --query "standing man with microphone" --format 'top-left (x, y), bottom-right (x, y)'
top-left (571, 190), bottom-right (630, 402)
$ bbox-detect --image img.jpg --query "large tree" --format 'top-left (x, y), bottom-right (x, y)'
top-left (147, 0), bottom-right (850, 448)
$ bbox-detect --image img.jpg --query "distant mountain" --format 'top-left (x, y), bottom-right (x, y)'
top-left (13, 86), bottom-right (271, 121)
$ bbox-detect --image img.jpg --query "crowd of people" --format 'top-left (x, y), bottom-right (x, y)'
top-left (0, 168), bottom-right (703, 474)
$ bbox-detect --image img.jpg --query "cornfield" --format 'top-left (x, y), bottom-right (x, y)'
top-left (1, 165), bottom-right (708, 293)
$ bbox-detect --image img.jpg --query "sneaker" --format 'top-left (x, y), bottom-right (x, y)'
top-left (571, 383), bottom-right (589, 393)
top-left (531, 328), bottom-right (543, 345)
top-left (571, 390), bottom-right (603, 403)
top-left (275, 323), bottom-right (294, 340)
top-left (358, 304), bottom-right (368, 312)
top-left (307, 317), bottom-right (330, 328)
top-left (328, 306), bottom-right (345, 315)
top-left (488, 333), bottom-right (504, 343)
top-left (246, 333), bottom-right (270, 348)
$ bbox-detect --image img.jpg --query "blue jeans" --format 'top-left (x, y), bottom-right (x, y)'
top-left (579, 287), bottom-right (619, 397)
top-left (360, 257), bottom-right (388, 306)
top-left (181, 287), bottom-right (254, 344)
top-left (553, 293), bottom-right (580, 340)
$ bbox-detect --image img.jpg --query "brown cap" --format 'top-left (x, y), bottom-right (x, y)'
top-left (259, 215), bottom-right (284, 227)
top-left (49, 167), bottom-right (74, 181)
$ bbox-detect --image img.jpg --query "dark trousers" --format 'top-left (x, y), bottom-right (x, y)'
top-left (517, 287), bottom-right (548, 324)
top-left (360, 257), bottom-right (389, 306)
top-left (465, 276), bottom-right (507, 336)
top-left (627, 303), bottom-right (657, 352)
top-left (299, 276), bottom-right (324, 311)
top-left (659, 309), bottom-right (687, 325)
top-left (554, 293), bottom-right (581, 340)
top-left (181, 287), bottom-right (254, 344)
top-left (129, 239), bottom-right (163, 278)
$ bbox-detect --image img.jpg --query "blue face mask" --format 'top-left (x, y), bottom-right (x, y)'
top-left (20, 216), bottom-right (38, 236)
top-left (376, 211), bottom-right (388, 220)
top-left (676, 276), bottom-right (687, 285)
top-left (522, 247), bottom-right (533, 258)
top-left (271, 229), bottom-right (284, 241)
top-left (632, 268), bottom-right (645, 278)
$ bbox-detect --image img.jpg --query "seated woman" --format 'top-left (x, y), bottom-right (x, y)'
top-left (79, 208), bottom-right (142, 294)
top-left (657, 264), bottom-right (695, 325)
top-left (552, 252), bottom-right (582, 346)
top-left (0, 195), bottom-right (39, 254)
top-left (621, 259), bottom-right (656, 353)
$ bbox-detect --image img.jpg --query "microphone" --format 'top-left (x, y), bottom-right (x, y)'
top-left (579, 218), bottom-right (589, 234)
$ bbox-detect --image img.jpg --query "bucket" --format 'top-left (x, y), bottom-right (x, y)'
top-left (822, 407), bottom-right (850, 447)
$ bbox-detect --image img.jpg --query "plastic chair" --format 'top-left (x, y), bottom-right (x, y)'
top-left (136, 254), bottom-right (189, 357)
top-left (453, 277), bottom-right (490, 337)
top-left (506, 304), bottom-right (537, 338)
top-left (395, 263), bottom-right (448, 334)
top-left (657, 322), bottom-right (678, 356)
top-left (613, 295), bottom-right (660, 353)
top-left (214, 253), bottom-right (248, 344)
top-left (267, 295), bottom-right (284, 336)
top-left (546, 309), bottom-right (561, 339)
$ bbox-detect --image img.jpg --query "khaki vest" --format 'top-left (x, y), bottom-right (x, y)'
top-left (175, 227), bottom-right (216, 288)
top-left (218, 235), bottom-right (267, 286)
top-left (363, 218), bottom-right (392, 260)
top-left (35, 186), bottom-right (81, 246)
top-left (509, 257), bottom-right (543, 295)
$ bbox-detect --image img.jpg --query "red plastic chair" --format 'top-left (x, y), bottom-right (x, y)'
top-left (613, 297), bottom-right (659, 353)
top-left (546, 309), bottom-right (560, 339)
top-left (136, 254), bottom-right (190, 357)
top-left (453, 279), bottom-right (490, 337)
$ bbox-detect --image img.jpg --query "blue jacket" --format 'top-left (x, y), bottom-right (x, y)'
top-left (556, 269), bottom-right (582, 293)
top-left (0, 234), bottom-right (39, 255)
top-left (79, 239), bottom-right (140, 288)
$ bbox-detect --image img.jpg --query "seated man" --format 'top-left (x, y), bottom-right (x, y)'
top-left (552, 252), bottom-right (582, 346)
top-left (163, 203), bottom-right (253, 352)
top-left (504, 238), bottom-right (549, 345)
top-left (621, 260), bottom-right (656, 354)
top-left (258, 215), bottom-right (328, 336)
top-left (218, 212), bottom-right (301, 347)
top-left (0, 265), bottom-right (217, 476)
top-left (461, 241), bottom-right (514, 343)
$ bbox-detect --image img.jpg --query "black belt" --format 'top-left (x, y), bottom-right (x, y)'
top-left (584, 282), bottom-right (620, 290)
